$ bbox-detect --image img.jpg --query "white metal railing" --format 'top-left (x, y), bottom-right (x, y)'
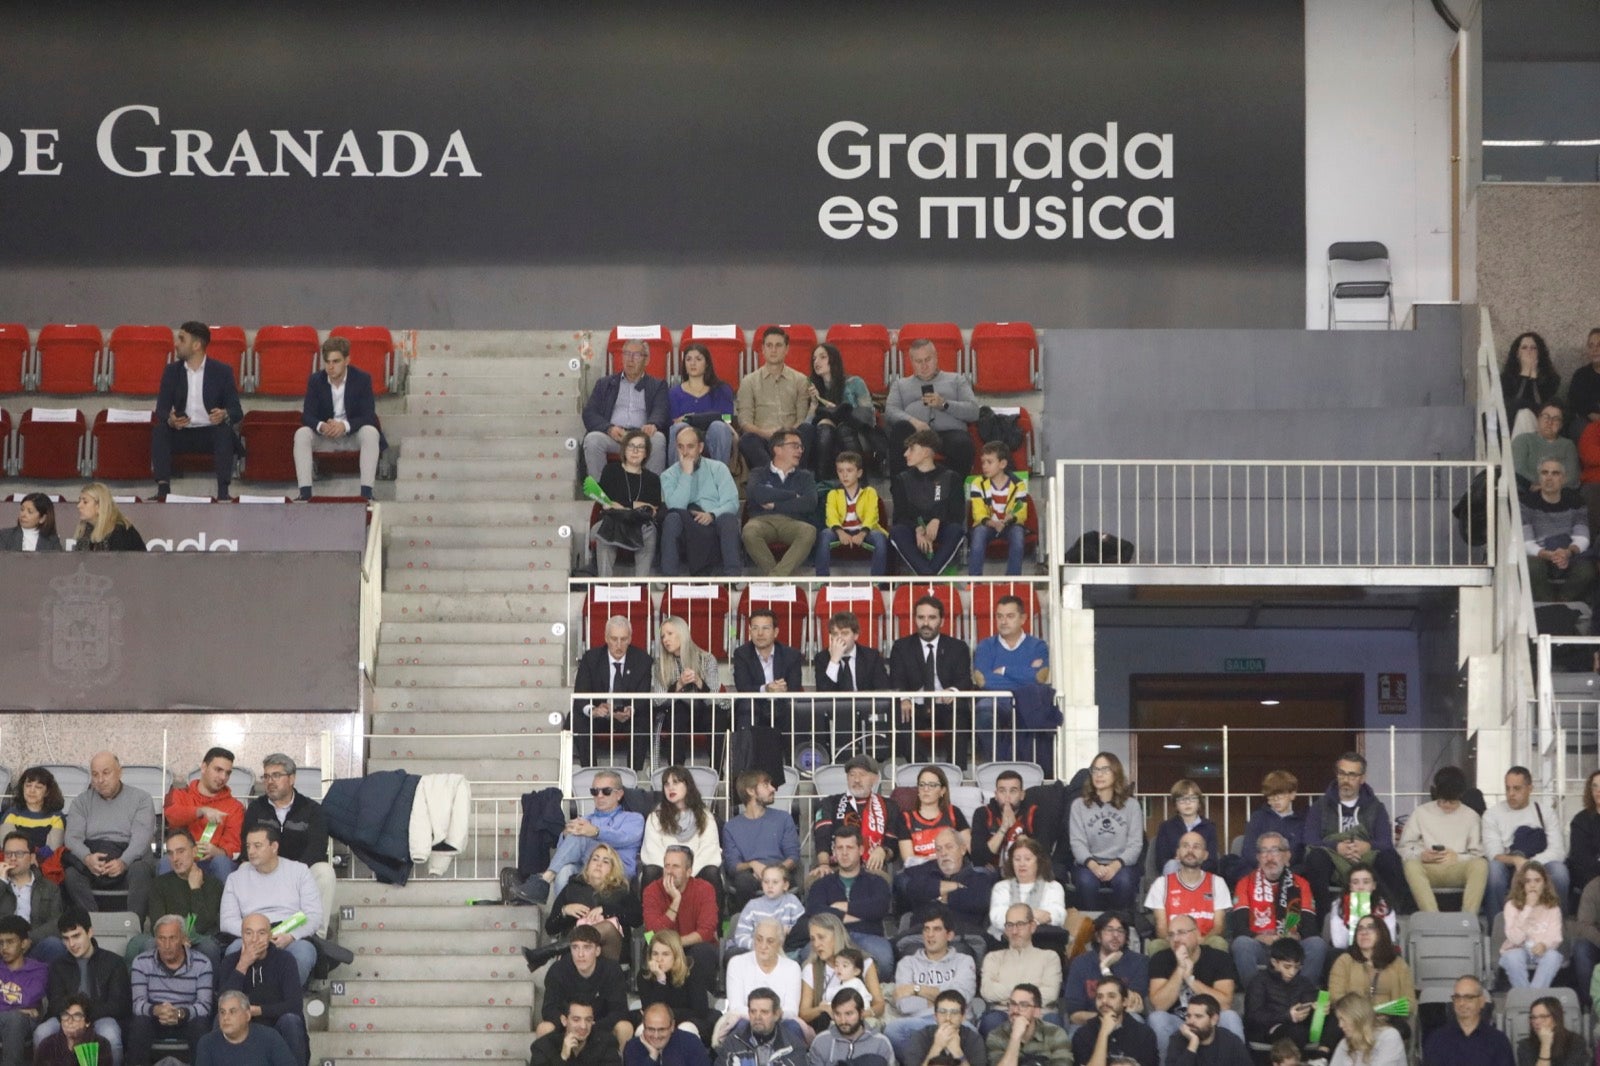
top-left (359, 501), bottom-right (383, 683)
top-left (1534, 635), bottom-right (1600, 805)
top-left (1050, 459), bottom-right (1492, 568)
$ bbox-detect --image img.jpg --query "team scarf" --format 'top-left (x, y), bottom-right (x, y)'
top-left (836, 792), bottom-right (888, 850)
top-left (1245, 868), bottom-right (1303, 934)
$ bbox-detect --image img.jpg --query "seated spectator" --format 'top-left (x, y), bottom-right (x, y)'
top-left (0, 830), bottom-right (63, 963)
top-left (897, 829), bottom-right (995, 940)
top-left (1153, 781), bottom-right (1220, 876)
top-left (570, 617), bottom-right (653, 769)
top-left (126, 914), bottom-right (213, 1066)
top-left (660, 428), bottom-right (743, 577)
top-left (133, 828), bottom-right (223, 971)
top-left (811, 758), bottom-right (900, 887)
top-left (902, 989), bottom-right (986, 1066)
top-left (888, 431), bottom-right (966, 576)
top-left (62, 752), bottom-right (156, 920)
top-left (589, 429), bottom-right (663, 577)
top-left (714, 987), bottom-right (808, 1066)
top-left (970, 771), bottom-right (1038, 875)
top-left (731, 608), bottom-right (806, 733)
top-left (152, 322), bottom-right (243, 501)
top-left (640, 769), bottom-right (723, 887)
top-left (1566, 769), bottom-right (1600, 913)
top-left (1522, 458), bottom-right (1596, 603)
top-left (735, 327), bottom-right (816, 474)
top-left (971, 598), bottom-right (1051, 764)
top-left (244, 754), bottom-right (334, 938)
top-left (1072, 975), bottom-right (1159, 1066)
top-left (72, 485), bottom-right (145, 552)
top-left (1514, 402), bottom-right (1579, 488)
top-left (669, 343), bottom-right (736, 464)
top-left (1400, 765), bottom-right (1488, 913)
top-left (1420, 976), bottom-right (1512, 1066)
top-left (220, 912), bottom-right (309, 1066)
top-left (1145, 831), bottom-right (1230, 953)
top-left (1326, 867), bottom-right (1397, 951)
top-left (799, 915), bottom-right (886, 1031)
top-left (1159, 995), bottom-right (1250, 1066)
top-left (829, 949), bottom-right (872, 1004)
top-left (984, 984), bottom-right (1071, 1066)
top-left (1227, 832), bottom-right (1325, 991)
top-left (730, 866), bottom-right (805, 952)
top-left (885, 339), bottom-right (979, 477)
top-left (1145, 915), bottom-right (1244, 1058)
top-left (1483, 766), bottom-right (1569, 917)
top-left (798, 828), bottom-right (894, 979)
top-left (642, 846), bottom-right (721, 985)
top-left (542, 845), bottom-right (643, 963)
top-left (809, 988), bottom-right (894, 1066)
top-left (742, 428), bottom-right (818, 577)
top-left (1564, 328), bottom-right (1600, 439)
top-left (30, 993), bottom-right (112, 1066)
top-left (534, 927), bottom-right (633, 1051)
top-left (293, 335), bottom-right (384, 501)
top-left (722, 920), bottom-right (804, 1039)
top-left (161, 746), bottom-right (245, 880)
top-left (978, 903), bottom-right (1062, 1036)
top-left (883, 906), bottom-right (977, 1061)
top-left (1571, 869), bottom-right (1600, 1007)
top-left (0, 914), bottom-right (47, 1066)
top-left (654, 616), bottom-right (723, 770)
top-left (533, 999), bottom-right (623, 1066)
top-left (812, 612), bottom-right (891, 752)
top-left (1326, 917), bottom-right (1413, 1044)
top-left (887, 598), bottom-right (973, 768)
top-left (1069, 753), bottom-right (1144, 911)
top-left (1515, 996), bottom-right (1586, 1066)
top-left (1242, 938), bottom-right (1317, 1054)
top-left (1302, 754), bottom-right (1411, 920)
top-left (220, 825), bottom-right (324, 987)
top-left (1223, 772), bottom-right (1304, 886)
top-left (633, 935), bottom-right (714, 1044)
top-left (807, 342), bottom-right (876, 478)
top-left (814, 451), bottom-right (889, 577)
top-left (1327, 994), bottom-right (1405, 1066)
top-left (1498, 861), bottom-right (1563, 989)
top-left (1501, 332), bottom-right (1560, 438)
top-left (897, 766), bottom-right (969, 872)
top-left (0, 767), bottom-right (66, 883)
top-left (199, 989), bottom-right (296, 1065)
top-left (582, 338), bottom-right (669, 477)
top-left (967, 442), bottom-right (1029, 576)
top-left (506, 769), bottom-right (643, 908)
top-left (986, 837), bottom-right (1069, 951)
top-left (35, 911), bottom-right (129, 1066)
top-left (626, 1005), bottom-right (711, 1066)
top-left (724, 771), bottom-right (801, 911)
top-left (1063, 912), bottom-right (1151, 1028)
top-left (0, 493), bottom-right (61, 551)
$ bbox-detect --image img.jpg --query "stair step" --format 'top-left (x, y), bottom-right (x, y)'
top-left (367, 734), bottom-right (563, 761)
top-left (387, 527), bottom-right (572, 551)
top-left (380, 500), bottom-right (582, 526)
top-left (407, 395), bottom-right (577, 417)
top-left (382, 593), bottom-right (571, 623)
top-left (336, 879), bottom-right (502, 906)
top-left (372, 686), bottom-right (572, 714)
top-left (327, 1003), bottom-right (531, 1032)
top-left (313, 1030), bottom-right (532, 1059)
top-left (323, 954), bottom-right (535, 982)
top-left (339, 905), bottom-right (542, 932)
top-left (412, 333), bottom-right (579, 361)
top-left (378, 621), bottom-right (566, 644)
top-left (341, 927), bottom-right (539, 955)
top-left (403, 437), bottom-right (579, 460)
top-left (402, 457), bottom-right (576, 480)
top-left (372, 710), bottom-right (555, 736)
top-left (375, 643), bottom-right (570, 668)
top-left (387, 547), bottom-right (572, 571)
top-left (329, 979), bottom-right (533, 1007)
top-left (385, 570), bottom-right (570, 593)
top-left (375, 663), bottom-right (566, 687)
top-left (391, 479), bottom-right (573, 504)
top-left (389, 414), bottom-right (575, 436)
top-left (365, 757), bottom-right (559, 790)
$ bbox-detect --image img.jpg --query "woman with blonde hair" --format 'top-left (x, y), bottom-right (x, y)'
top-left (798, 912), bottom-right (885, 1029)
top-left (541, 843), bottom-right (640, 961)
top-left (1328, 993), bottom-right (1404, 1066)
top-left (632, 929), bottom-right (715, 1039)
top-left (72, 483), bottom-right (144, 551)
top-left (653, 616), bottom-right (722, 768)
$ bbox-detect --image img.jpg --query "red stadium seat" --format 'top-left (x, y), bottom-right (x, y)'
top-left (606, 326), bottom-right (672, 381)
top-left (889, 582), bottom-right (964, 644)
top-left (970, 321), bottom-right (1038, 393)
top-left (206, 325), bottom-right (249, 388)
top-left (968, 406), bottom-right (1034, 472)
top-left (813, 586), bottom-right (887, 654)
top-left (253, 325), bottom-right (320, 397)
top-left (104, 325), bottom-right (174, 396)
top-left (585, 584), bottom-right (652, 650)
top-left (896, 322), bottom-right (965, 377)
top-left (679, 324), bottom-right (748, 386)
top-left (0, 324), bottom-right (30, 393)
top-left (969, 581), bottom-right (1039, 643)
top-left (0, 408), bottom-right (12, 475)
top-left (238, 410), bottom-right (301, 482)
top-left (329, 324), bottom-right (397, 395)
top-left (662, 583), bottom-right (732, 659)
top-left (35, 324), bottom-right (103, 395)
top-left (89, 409), bottom-right (155, 480)
top-left (16, 407), bottom-right (88, 479)
top-left (735, 583), bottom-right (811, 652)
top-left (825, 323), bottom-right (892, 394)
top-left (751, 324), bottom-right (818, 376)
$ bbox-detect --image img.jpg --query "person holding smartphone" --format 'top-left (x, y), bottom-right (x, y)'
top-left (885, 338), bottom-right (980, 476)
top-left (1398, 766), bottom-right (1488, 913)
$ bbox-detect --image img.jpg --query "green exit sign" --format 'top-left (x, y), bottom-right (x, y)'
top-left (1224, 658), bottom-right (1266, 673)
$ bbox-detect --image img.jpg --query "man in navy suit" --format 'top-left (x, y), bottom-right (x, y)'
top-left (887, 595), bottom-right (974, 763)
top-left (730, 608), bottom-right (805, 733)
top-left (294, 336), bottom-right (385, 501)
top-left (811, 610), bottom-right (890, 748)
top-left (581, 339), bottom-right (669, 477)
top-left (570, 616), bottom-right (654, 769)
top-left (152, 321), bottom-right (244, 500)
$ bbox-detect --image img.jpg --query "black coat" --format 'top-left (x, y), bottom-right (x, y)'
top-left (887, 634), bottom-right (972, 693)
top-left (731, 642), bottom-right (805, 694)
top-left (46, 945), bottom-right (131, 1025)
top-left (570, 646), bottom-right (654, 728)
top-left (811, 645), bottom-right (889, 692)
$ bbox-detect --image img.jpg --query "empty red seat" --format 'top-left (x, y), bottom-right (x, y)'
top-left (751, 324), bottom-right (818, 377)
top-left (105, 325), bottom-right (174, 396)
top-left (890, 583), bottom-right (964, 644)
top-left (897, 322), bottom-right (965, 377)
top-left (825, 323), bottom-right (893, 394)
top-left (0, 408), bottom-right (11, 475)
top-left (16, 407), bottom-right (88, 479)
top-left (735, 583), bottom-right (811, 653)
top-left (35, 325), bottom-right (102, 395)
top-left (585, 584), bottom-right (652, 650)
top-left (253, 325), bottom-right (320, 397)
top-left (662, 583), bottom-right (732, 659)
top-left (0, 324), bottom-right (30, 393)
top-left (237, 410), bottom-right (301, 482)
top-left (329, 324), bottom-right (397, 394)
top-left (679, 325), bottom-right (747, 386)
top-left (90, 409), bottom-right (155, 480)
top-left (970, 321), bottom-right (1038, 393)
top-left (606, 326), bottom-right (672, 381)
top-left (205, 326), bottom-right (249, 389)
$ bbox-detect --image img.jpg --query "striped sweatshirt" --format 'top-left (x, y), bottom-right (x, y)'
top-left (131, 946), bottom-right (214, 1018)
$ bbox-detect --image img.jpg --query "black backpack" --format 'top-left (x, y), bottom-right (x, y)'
top-left (976, 406), bottom-right (1025, 455)
top-left (1452, 471), bottom-right (1489, 546)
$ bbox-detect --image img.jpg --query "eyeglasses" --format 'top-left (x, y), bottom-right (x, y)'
top-left (1004, 920), bottom-right (1036, 929)
top-left (60, 1011), bottom-right (87, 1021)
top-left (917, 781), bottom-right (942, 789)
top-left (260, 771), bottom-right (291, 781)
top-left (590, 787), bottom-right (616, 797)
top-left (2, 850), bottom-right (30, 859)
top-left (1091, 765), bottom-right (1114, 774)
top-left (1450, 993), bottom-right (1483, 1002)
top-left (934, 1007), bottom-right (964, 1017)
top-left (1256, 846), bottom-right (1288, 854)
top-left (1529, 1011), bottom-right (1553, 1020)
top-left (1335, 769), bottom-right (1364, 779)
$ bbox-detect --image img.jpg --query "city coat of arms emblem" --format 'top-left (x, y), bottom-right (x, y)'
top-left (38, 565), bottom-right (123, 689)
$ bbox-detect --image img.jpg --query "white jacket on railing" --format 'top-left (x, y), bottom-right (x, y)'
top-left (409, 772), bottom-right (471, 876)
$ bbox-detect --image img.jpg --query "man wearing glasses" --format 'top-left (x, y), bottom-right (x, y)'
top-left (902, 990), bottom-right (985, 1066)
top-left (1421, 976), bottom-right (1514, 1066)
top-left (1302, 752), bottom-right (1412, 918)
top-left (1064, 912), bottom-right (1149, 1028)
top-left (978, 904), bottom-right (1062, 1036)
top-left (1226, 833), bottom-right (1325, 992)
top-left (985, 983), bottom-right (1071, 1066)
top-left (244, 755), bottom-right (334, 938)
top-left (0, 831), bottom-right (64, 963)
top-left (583, 339), bottom-right (669, 477)
top-left (502, 770), bottom-right (643, 906)
top-left (741, 428), bottom-right (818, 576)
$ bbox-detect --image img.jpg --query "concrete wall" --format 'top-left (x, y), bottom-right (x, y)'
top-left (1477, 183), bottom-right (1600, 372)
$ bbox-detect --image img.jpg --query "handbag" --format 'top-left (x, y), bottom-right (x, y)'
top-left (1509, 804), bottom-right (1548, 857)
top-left (594, 509), bottom-right (646, 551)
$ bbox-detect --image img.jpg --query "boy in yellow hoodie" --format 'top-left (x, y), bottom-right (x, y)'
top-left (814, 451), bottom-right (889, 576)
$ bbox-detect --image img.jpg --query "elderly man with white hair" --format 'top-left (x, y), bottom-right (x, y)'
top-left (570, 616), bottom-right (654, 769)
top-left (719, 918), bottom-right (804, 1045)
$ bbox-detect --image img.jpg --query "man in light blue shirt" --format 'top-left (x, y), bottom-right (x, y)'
top-left (504, 771), bottom-right (643, 905)
top-left (660, 428), bottom-right (743, 576)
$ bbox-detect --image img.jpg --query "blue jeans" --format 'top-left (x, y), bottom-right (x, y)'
top-left (226, 936), bottom-right (317, 987)
top-left (968, 522), bottom-right (1025, 575)
top-left (846, 931), bottom-right (896, 980)
top-left (1487, 859), bottom-right (1569, 917)
top-left (1071, 862), bottom-right (1142, 910)
top-left (814, 529), bottom-right (889, 576)
top-left (1573, 938), bottom-right (1599, 1005)
top-left (1501, 945), bottom-right (1564, 988)
top-left (660, 508), bottom-right (744, 576)
top-left (535, 833), bottom-right (603, 901)
top-left (672, 419), bottom-right (735, 465)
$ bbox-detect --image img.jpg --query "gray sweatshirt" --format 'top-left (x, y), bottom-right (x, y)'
top-left (892, 948), bottom-right (976, 1017)
top-left (64, 783), bottom-right (155, 865)
top-left (1069, 796), bottom-right (1146, 866)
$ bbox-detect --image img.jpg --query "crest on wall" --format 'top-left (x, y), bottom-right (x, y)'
top-left (38, 565), bottom-right (124, 690)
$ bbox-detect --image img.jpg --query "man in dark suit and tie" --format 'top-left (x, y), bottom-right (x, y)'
top-left (152, 321), bottom-right (244, 500)
top-left (570, 616), bottom-right (654, 769)
top-left (887, 594), bottom-right (973, 763)
top-left (730, 608), bottom-right (805, 735)
top-left (811, 611), bottom-right (890, 755)
top-left (294, 336), bottom-right (386, 501)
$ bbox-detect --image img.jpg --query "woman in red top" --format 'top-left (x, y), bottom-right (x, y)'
top-left (898, 765), bottom-right (970, 867)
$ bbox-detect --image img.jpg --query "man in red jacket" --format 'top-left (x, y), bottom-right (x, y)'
top-left (162, 748), bottom-right (245, 880)
top-left (642, 846), bottom-right (719, 981)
